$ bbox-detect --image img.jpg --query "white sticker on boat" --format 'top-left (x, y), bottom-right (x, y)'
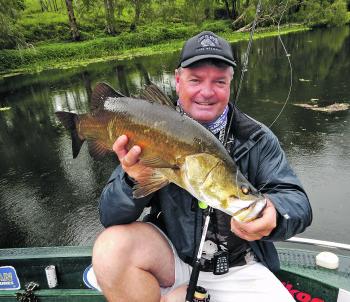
top-left (0, 266), bottom-right (21, 290)
top-left (83, 264), bottom-right (101, 291)
top-left (337, 288), bottom-right (350, 302)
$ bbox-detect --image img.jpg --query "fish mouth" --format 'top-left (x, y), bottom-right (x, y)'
top-left (231, 197), bottom-right (267, 222)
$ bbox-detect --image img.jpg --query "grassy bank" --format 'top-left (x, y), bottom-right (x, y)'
top-left (0, 23), bottom-right (309, 78)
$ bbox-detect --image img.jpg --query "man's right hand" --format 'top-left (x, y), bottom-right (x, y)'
top-left (113, 135), bottom-right (154, 183)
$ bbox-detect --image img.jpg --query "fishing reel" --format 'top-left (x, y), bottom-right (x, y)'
top-left (193, 286), bottom-right (210, 302)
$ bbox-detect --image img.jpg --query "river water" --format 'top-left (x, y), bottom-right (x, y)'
top-left (0, 26), bottom-right (349, 248)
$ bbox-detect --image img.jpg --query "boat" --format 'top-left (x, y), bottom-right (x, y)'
top-left (0, 237), bottom-right (349, 302)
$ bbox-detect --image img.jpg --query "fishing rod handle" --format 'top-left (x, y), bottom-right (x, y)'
top-left (185, 260), bottom-right (201, 302)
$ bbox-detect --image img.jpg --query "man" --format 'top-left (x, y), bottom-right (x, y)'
top-left (92, 31), bottom-right (312, 302)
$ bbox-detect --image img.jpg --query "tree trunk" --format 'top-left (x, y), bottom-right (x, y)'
top-left (231, 0), bottom-right (238, 19)
top-left (130, 0), bottom-right (141, 31)
top-left (135, 2), bottom-right (141, 25)
top-left (104, 0), bottom-right (116, 35)
top-left (232, 11), bottom-right (246, 28)
top-left (38, 0), bottom-right (47, 12)
top-left (223, 0), bottom-right (231, 19)
top-left (65, 0), bottom-right (80, 41)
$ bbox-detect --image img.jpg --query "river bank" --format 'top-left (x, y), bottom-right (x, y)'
top-left (1, 26), bottom-right (349, 247)
top-left (0, 24), bottom-right (309, 79)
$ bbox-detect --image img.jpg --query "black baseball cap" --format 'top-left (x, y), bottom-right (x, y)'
top-left (178, 31), bottom-right (236, 68)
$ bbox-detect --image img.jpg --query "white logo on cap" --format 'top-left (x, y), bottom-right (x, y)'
top-left (199, 34), bottom-right (219, 48)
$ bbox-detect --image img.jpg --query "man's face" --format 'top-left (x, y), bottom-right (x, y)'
top-left (175, 64), bottom-right (233, 123)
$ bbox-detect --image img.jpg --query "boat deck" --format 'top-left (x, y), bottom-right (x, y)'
top-left (0, 244), bottom-right (349, 301)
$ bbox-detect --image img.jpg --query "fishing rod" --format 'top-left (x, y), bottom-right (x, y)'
top-left (185, 207), bottom-right (213, 302)
top-left (185, 2), bottom-right (263, 301)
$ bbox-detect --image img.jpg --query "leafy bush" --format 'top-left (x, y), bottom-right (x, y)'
top-left (296, 0), bottom-right (348, 27)
top-left (326, 0), bottom-right (348, 26)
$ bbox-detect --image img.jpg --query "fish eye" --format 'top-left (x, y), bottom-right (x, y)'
top-left (241, 185), bottom-right (250, 195)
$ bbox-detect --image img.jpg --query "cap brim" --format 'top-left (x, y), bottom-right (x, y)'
top-left (180, 54), bottom-right (236, 68)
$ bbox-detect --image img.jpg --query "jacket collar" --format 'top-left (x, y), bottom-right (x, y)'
top-left (227, 103), bottom-right (266, 161)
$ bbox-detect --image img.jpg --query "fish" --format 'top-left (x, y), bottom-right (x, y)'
top-left (55, 82), bottom-right (266, 222)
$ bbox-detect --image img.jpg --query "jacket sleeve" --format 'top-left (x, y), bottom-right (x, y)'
top-left (254, 131), bottom-right (312, 241)
top-left (98, 165), bottom-right (153, 227)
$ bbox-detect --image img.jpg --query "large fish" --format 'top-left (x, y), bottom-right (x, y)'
top-left (55, 83), bottom-right (266, 222)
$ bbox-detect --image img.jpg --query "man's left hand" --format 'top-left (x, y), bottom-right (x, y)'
top-left (230, 199), bottom-right (277, 241)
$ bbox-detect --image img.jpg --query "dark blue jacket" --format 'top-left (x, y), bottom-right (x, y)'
top-left (99, 105), bottom-right (312, 272)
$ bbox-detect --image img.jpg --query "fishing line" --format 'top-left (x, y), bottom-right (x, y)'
top-left (224, 0), bottom-right (294, 145)
top-left (254, 2), bottom-right (294, 197)
top-left (268, 0), bottom-right (292, 129)
top-left (258, 183), bottom-right (283, 195)
top-left (224, 0), bottom-right (262, 147)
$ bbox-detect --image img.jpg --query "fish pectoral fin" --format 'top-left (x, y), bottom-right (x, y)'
top-left (133, 171), bottom-right (169, 198)
top-left (140, 156), bottom-right (178, 169)
top-left (139, 83), bottom-right (176, 109)
top-left (87, 140), bottom-right (111, 160)
top-left (91, 82), bottom-right (125, 111)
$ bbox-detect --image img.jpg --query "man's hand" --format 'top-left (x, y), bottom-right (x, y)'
top-left (230, 199), bottom-right (277, 241)
top-left (113, 135), bottom-right (154, 182)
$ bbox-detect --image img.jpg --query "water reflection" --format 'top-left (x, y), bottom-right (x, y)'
top-left (0, 26), bottom-right (349, 248)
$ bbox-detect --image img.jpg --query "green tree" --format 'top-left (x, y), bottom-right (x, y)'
top-left (232, 0), bottom-right (299, 31)
top-left (65, 0), bottom-right (81, 40)
top-left (325, 0), bottom-right (348, 26)
top-left (130, 0), bottom-right (151, 30)
top-left (38, 0), bottom-right (64, 12)
top-left (0, 0), bottom-right (25, 49)
top-left (104, 0), bottom-right (116, 34)
top-left (219, 0), bottom-right (239, 19)
top-left (181, 0), bottom-right (214, 24)
top-left (296, 0), bottom-right (348, 26)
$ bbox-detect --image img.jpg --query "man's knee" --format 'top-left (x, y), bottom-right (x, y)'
top-left (93, 223), bottom-right (137, 265)
top-left (92, 222), bottom-right (176, 287)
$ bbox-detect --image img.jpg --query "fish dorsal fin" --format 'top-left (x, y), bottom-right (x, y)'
top-left (87, 140), bottom-right (112, 160)
top-left (133, 170), bottom-right (169, 198)
top-left (139, 83), bottom-right (175, 109)
top-left (91, 82), bottom-right (125, 111)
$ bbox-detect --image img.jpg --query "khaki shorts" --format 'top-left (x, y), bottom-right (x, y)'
top-left (153, 224), bottom-right (294, 302)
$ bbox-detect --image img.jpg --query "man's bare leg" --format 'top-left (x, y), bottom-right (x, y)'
top-left (93, 222), bottom-right (175, 302)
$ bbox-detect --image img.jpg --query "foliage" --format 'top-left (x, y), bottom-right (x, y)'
top-left (326, 0), bottom-right (348, 26)
top-left (1, 0), bottom-right (348, 49)
top-left (0, 0), bottom-right (348, 72)
top-left (295, 0), bottom-right (348, 27)
top-left (0, 22), bottom-right (308, 75)
top-left (19, 12), bottom-right (70, 43)
top-left (0, 0), bottom-right (26, 49)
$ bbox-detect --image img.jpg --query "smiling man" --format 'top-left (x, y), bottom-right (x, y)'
top-left (92, 31), bottom-right (312, 302)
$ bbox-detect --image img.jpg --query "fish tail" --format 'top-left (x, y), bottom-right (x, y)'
top-left (55, 111), bottom-right (85, 158)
